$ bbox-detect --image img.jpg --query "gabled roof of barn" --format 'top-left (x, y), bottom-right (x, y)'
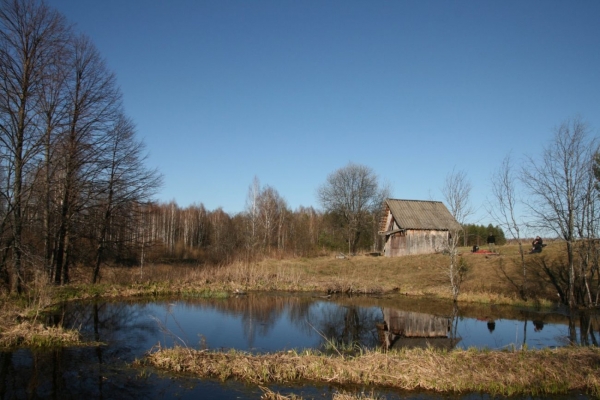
top-left (382, 199), bottom-right (462, 231)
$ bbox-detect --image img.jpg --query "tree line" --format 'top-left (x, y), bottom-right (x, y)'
top-left (136, 180), bottom-right (386, 267)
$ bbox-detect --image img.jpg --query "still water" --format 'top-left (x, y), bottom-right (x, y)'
top-left (1, 293), bottom-right (597, 399)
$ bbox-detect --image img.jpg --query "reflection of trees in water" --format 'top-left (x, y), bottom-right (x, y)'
top-left (178, 295), bottom-right (382, 349)
top-left (4, 299), bottom-right (199, 399)
top-left (52, 301), bottom-right (157, 349)
top-left (0, 352), bottom-right (11, 398)
top-left (53, 295), bottom-right (599, 355)
top-left (571, 311), bottom-right (598, 346)
top-left (305, 303), bottom-right (382, 349)
top-left (176, 295), bottom-right (314, 347)
top-left (0, 347), bottom-right (160, 399)
top-left (520, 308), bottom-right (598, 347)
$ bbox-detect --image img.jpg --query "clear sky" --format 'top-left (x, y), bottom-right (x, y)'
top-left (45, 0), bottom-right (600, 225)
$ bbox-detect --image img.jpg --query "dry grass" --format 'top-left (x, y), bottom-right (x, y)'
top-left (63, 242), bottom-right (565, 306)
top-left (0, 321), bottom-right (82, 348)
top-left (260, 386), bottom-right (382, 400)
top-left (0, 271), bottom-right (82, 349)
top-left (260, 387), bottom-right (304, 400)
top-left (141, 345), bottom-right (600, 397)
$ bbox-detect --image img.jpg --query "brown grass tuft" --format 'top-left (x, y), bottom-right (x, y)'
top-left (0, 321), bottom-right (82, 348)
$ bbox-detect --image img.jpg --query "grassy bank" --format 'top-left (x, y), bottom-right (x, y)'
top-left (139, 345), bottom-right (600, 398)
top-left (58, 242), bottom-right (564, 306)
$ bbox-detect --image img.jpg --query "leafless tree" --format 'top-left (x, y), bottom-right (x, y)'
top-left (92, 114), bottom-right (162, 283)
top-left (244, 176), bottom-right (261, 254)
top-left (243, 178), bottom-right (289, 256)
top-left (580, 153), bottom-right (600, 306)
top-left (0, 1), bottom-right (164, 291)
top-left (52, 33), bottom-right (121, 284)
top-left (0, 0), bottom-right (69, 292)
top-left (489, 154), bottom-right (528, 299)
top-left (317, 162), bottom-right (383, 255)
top-left (37, 35), bottom-right (70, 280)
top-left (521, 117), bottom-right (599, 307)
top-left (256, 185), bottom-right (287, 253)
top-left (287, 206), bottom-right (322, 257)
top-left (441, 168), bottom-right (473, 301)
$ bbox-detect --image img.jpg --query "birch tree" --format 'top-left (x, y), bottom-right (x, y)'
top-left (489, 154), bottom-right (528, 299)
top-left (256, 185), bottom-right (287, 253)
top-left (245, 176), bottom-right (260, 253)
top-left (442, 168), bottom-right (473, 301)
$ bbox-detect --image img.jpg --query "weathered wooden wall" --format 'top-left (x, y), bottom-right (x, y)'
top-left (383, 229), bottom-right (448, 257)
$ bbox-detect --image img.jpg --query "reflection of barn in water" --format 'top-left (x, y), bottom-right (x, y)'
top-left (377, 308), bottom-right (460, 350)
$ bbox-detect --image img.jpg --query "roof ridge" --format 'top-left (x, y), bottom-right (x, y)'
top-left (386, 198), bottom-right (443, 204)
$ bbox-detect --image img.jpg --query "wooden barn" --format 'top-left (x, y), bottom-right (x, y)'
top-left (378, 199), bottom-right (461, 257)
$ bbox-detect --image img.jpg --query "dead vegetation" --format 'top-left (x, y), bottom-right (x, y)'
top-left (59, 242), bottom-right (566, 306)
top-left (140, 345), bottom-right (600, 398)
top-left (0, 321), bottom-right (82, 348)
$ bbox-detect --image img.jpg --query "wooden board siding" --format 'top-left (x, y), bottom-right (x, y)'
top-left (379, 199), bottom-right (460, 257)
top-left (383, 229), bottom-right (448, 257)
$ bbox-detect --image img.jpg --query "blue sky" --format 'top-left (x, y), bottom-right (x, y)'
top-left (45, 0), bottom-right (600, 225)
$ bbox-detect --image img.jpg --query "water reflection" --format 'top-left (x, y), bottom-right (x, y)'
top-left (51, 294), bottom-right (599, 353)
top-left (377, 308), bottom-right (459, 350)
top-left (0, 294), bottom-right (598, 399)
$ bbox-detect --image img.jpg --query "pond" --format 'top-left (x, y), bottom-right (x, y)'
top-left (1, 293), bottom-right (597, 399)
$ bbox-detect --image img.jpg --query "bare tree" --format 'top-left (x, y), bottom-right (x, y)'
top-left (317, 162), bottom-right (383, 255)
top-left (243, 178), bottom-right (288, 256)
top-left (256, 185), bottom-right (287, 253)
top-left (580, 153), bottom-right (600, 306)
top-left (0, 1), bottom-right (163, 291)
top-left (37, 36), bottom-right (70, 280)
top-left (0, 0), bottom-right (69, 292)
top-left (92, 114), bottom-right (162, 283)
top-left (244, 176), bottom-right (261, 254)
top-left (288, 206), bottom-right (322, 257)
top-left (441, 168), bottom-right (473, 301)
top-left (521, 117), bottom-right (598, 307)
top-left (489, 154), bottom-right (528, 299)
top-left (52, 33), bottom-right (121, 284)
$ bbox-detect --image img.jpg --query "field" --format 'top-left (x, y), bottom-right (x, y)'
top-left (60, 241), bottom-right (565, 307)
